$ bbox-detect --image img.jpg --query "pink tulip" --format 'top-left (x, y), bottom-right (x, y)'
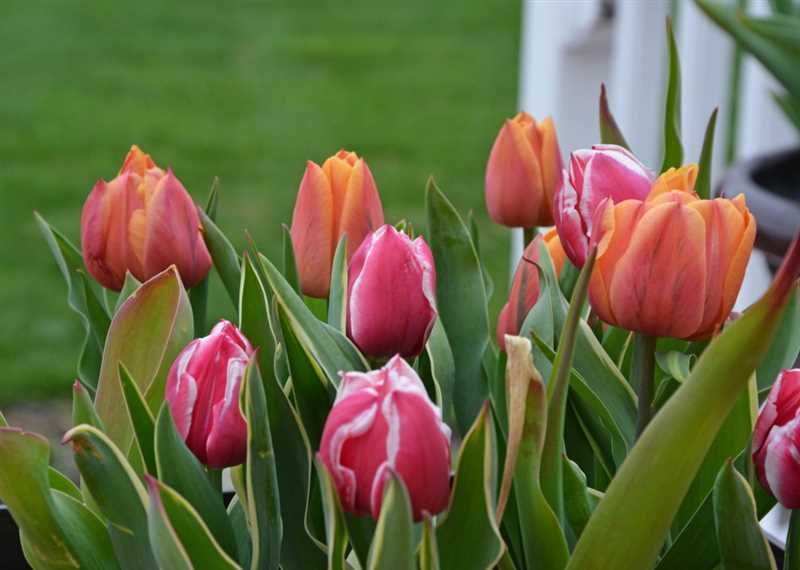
top-left (165, 320), bottom-right (254, 468)
top-left (346, 225), bottom-right (437, 359)
top-left (81, 145), bottom-right (212, 291)
top-left (553, 144), bottom-right (654, 267)
top-left (752, 369), bottom-right (800, 508)
top-left (318, 356), bottom-right (451, 521)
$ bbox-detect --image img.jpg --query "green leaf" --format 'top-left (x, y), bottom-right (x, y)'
top-left (713, 460), bottom-right (776, 569)
top-left (426, 177), bottom-right (490, 433)
top-left (48, 468), bottom-right (82, 501)
top-left (72, 380), bottom-right (105, 431)
top-left (563, 458), bottom-right (594, 543)
top-left (657, 493), bottom-right (719, 570)
top-left (282, 224), bottom-right (300, 294)
top-left (566, 243), bottom-right (800, 570)
top-left (695, 108), bottom-right (718, 200)
top-left (345, 514), bottom-right (377, 569)
top-left (258, 253), bottom-right (366, 387)
top-left (50, 489), bottom-right (119, 570)
top-left (366, 471), bottom-right (415, 570)
top-left (655, 351), bottom-right (694, 383)
top-left (200, 208), bottom-right (242, 307)
top-left (541, 248), bottom-right (596, 522)
top-left (785, 508), bottom-right (800, 570)
top-left (115, 272), bottom-right (142, 313)
top-left (94, 266), bottom-right (193, 453)
top-left (155, 405), bottom-right (239, 561)
top-left (468, 210), bottom-right (494, 301)
top-left (0, 429), bottom-right (80, 570)
top-left (146, 476), bottom-right (241, 570)
top-left (77, 270), bottom-right (112, 349)
top-left (773, 92), bottom-right (800, 130)
top-left (437, 403), bottom-right (504, 570)
top-left (758, 289), bottom-right (800, 393)
top-left (35, 212), bottom-right (108, 390)
top-left (242, 257), bottom-right (327, 570)
top-left (63, 424), bottom-right (157, 570)
top-left (275, 304), bottom-right (331, 449)
top-left (327, 235), bottom-right (348, 331)
top-left (420, 318), bottom-right (457, 430)
top-left (118, 364), bottom-right (157, 475)
top-left (190, 178), bottom-right (221, 337)
top-left (239, 253), bottom-right (277, 392)
top-left (420, 514), bottom-right (441, 570)
top-left (696, 1), bottom-right (800, 100)
top-left (315, 461), bottom-right (348, 570)
top-left (599, 83), bottom-right (631, 149)
top-left (228, 496), bottom-right (253, 569)
top-left (501, 337), bottom-right (569, 570)
top-left (661, 18), bottom-right (684, 171)
top-left (243, 358), bottom-right (282, 570)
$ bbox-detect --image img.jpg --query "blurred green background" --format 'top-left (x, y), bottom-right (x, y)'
top-left (0, 0), bottom-right (520, 405)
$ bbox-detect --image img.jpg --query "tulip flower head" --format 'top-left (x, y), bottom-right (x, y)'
top-left (80, 145), bottom-right (212, 291)
top-left (290, 150), bottom-right (385, 298)
top-left (496, 228), bottom-right (565, 348)
top-left (554, 144), bottom-right (654, 267)
top-left (347, 225), bottom-right (437, 360)
top-left (752, 369), bottom-right (800, 508)
top-left (588, 170), bottom-right (755, 340)
top-left (485, 112), bottom-right (563, 228)
top-left (165, 320), bottom-right (254, 469)
top-left (318, 356), bottom-right (452, 521)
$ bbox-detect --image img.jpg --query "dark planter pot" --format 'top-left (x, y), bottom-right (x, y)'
top-left (716, 146), bottom-right (800, 272)
top-left (0, 505), bottom-right (26, 569)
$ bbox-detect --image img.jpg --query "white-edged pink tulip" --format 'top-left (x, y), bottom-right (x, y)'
top-left (753, 369), bottom-right (800, 508)
top-left (165, 320), bottom-right (254, 468)
top-left (346, 225), bottom-right (437, 359)
top-left (318, 356), bottom-right (451, 521)
top-left (553, 144), bottom-right (654, 267)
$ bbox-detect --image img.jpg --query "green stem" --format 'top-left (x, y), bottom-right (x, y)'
top-left (786, 508), bottom-right (800, 570)
top-left (523, 226), bottom-right (536, 247)
top-left (633, 333), bottom-right (657, 437)
top-left (207, 467), bottom-right (223, 496)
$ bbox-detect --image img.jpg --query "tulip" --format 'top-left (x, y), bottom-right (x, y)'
top-left (485, 112), bottom-right (563, 228)
top-left (290, 150), bottom-right (385, 298)
top-left (318, 355), bottom-right (451, 521)
top-left (649, 163), bottom-right (698, 199)
top-left (752, 369), bottom-right (800, 508)
top-left (588, 184), bottom-right (756, 340)
top-left (80, 145), bottom-right (212, 291)
top-left (346, 225), bottom-right (437, 359)
top-left (554, 144), bottom-right (654, 267)
top-left (496, 228), bottom-right (565, 348)
top-left (165, 320), bottom-right (254, 468)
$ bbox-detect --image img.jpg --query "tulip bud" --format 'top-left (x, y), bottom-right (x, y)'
top-left (496, 229), bottom-right (565, 348)
top-left (648, 163), bottom-right (699, 199)
top-left (588, 182), bottom-right (756, 340)
top-left (290, 150), bottom-right (385, 298)
top-left (554, 144), bottom-right (654, 267)
top-left (80, 145), bottom-right (212, 291)
top-left (485, 112), bottom-right (563, 228)
top-left (318, 355), bottom-right (451, 521)
top-left (165, 320), bottom-right (254, 468)
top-left (346, 225), bottom-right (437, 359)
top-left (752, 369), bottom-right (800, 508)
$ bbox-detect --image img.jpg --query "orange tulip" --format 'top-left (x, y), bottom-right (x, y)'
top-left (81, 145), bottom-right (212, 291)
top-left (485, 112), bottom-right (563, 228)
top-left (588, 176), bottom-right (756, 340)
top-left (290, 150), bottom-right (384, 298)
top-left (496, 228), bottom-right (565, 348)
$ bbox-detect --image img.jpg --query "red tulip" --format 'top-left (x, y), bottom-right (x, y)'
top-left (496, 229), bottom-right (565, 348)
top-left (753, 369), bottom-right (800, 508)
top-left (554, 144), bottom-right (654, 267)
top-left (81, 145), bottom-right (212, 291)
top-left (485, 112), bottom-right (563, 228)
top-left (318, 355), bottom-right (451, 521)
top-left (165, 320), bottom-right (254, 468)
top-left (290, 150), bottom-right (385, 298)
top-left (347, 225), bottom-right (437, 359)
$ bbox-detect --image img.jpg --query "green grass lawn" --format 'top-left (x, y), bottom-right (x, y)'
top-left (0, 0), bottom-right (521, 404)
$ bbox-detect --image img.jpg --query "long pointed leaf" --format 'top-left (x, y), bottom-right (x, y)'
top-left (599, 83), bottom-right (631, 149)
top-left (661, 18), bottom-right (684, 171)
top-left (695, 108), bottom-right (718, 200)
top-left (366, 471), bottom-right (415, 570)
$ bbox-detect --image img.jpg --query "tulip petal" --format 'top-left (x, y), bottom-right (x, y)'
top-left (538, 117), bottom-right (562, 224)
top-left (554, 177), bottom-right (589, 267)
top-left (607, 199), bottom-right (707, 338)
top-left (143, 170), bottom-right (212, 289)
top-left (205, 357), bottom-right (248, 468)
top-left (291, 161), bottom-right (335, 298)
top-left (764, 415), bottom-right (800, 508)
top-left (339, 159), bottom-right (384, 259)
